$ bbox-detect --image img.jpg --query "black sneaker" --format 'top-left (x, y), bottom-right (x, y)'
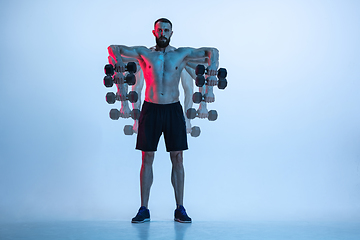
top-left (131, 206), bottom-right (150, 223)
top-left (174, 205), bottom-right (192, 223)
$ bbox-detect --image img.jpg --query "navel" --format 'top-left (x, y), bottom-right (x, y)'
top-left (175, 66), bottom-right (178, 70)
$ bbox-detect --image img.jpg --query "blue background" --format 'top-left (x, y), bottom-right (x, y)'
top-left (0, 0), bottom-right (359, 222)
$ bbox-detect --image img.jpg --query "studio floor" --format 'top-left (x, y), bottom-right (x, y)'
top-left (0, 220), bottom-right (359, 240)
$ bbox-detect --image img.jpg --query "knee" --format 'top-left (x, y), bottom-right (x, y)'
top-left (142, 151), bottom-right (155, 165)
top-left (170, 151), bottom-right (183, 166)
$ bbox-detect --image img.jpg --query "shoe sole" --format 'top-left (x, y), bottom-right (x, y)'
top-left (132, 218), bottom-right (150, 223)
top-left (174, 218), bottom-right (192, 223)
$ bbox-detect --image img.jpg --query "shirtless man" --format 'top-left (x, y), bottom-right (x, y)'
top-left (109, 54), bottom-right (197, 134)
top-left (108, 18), bottom-right (219, 223)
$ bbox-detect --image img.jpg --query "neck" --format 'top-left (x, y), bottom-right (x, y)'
top-left (155, 45), bottom-right (167, 52)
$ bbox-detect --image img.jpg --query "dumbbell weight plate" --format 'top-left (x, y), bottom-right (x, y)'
top-left (104, 64), bottom-right (115, 76)
top-left (106, 92), bottom-right (116, 104)
top-left (208, 110), bottom-right (218, 121)
top-left (195, 65), bottom-right (206, 75)
top-left (217, 68), bottom-right (227, 79)
top-left (131, 109), bottom-right (141, 120)
top-left (109, 109), bottom-right (120, 120)
top-left (128, 91), bottom-right (138, 103)
top-left (190, 126), bottom-right (200, 137)
top-left (186, 108), bottom-right (197, 119)
top-left (125, 73), bottom-right (136, 85)
top-left (103, 75), bottom-right (114, 88)
top-left (124, 125), bottom-right (134, 135)
top-left (192, 92), bottom-right (202, 104)
top-left (195, 75), bottom-right (205, 87)
top-left (126, 62), bottom-right (137, 73)
top-left (218, 78), bottom-right (227, 89)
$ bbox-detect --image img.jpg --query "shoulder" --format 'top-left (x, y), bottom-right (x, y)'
top-left (176, 47), bottom-right (195, 52)
top-left (175, 47), bottom-right (197, 56)
top-left (136, 46), bottom-right (151, 52)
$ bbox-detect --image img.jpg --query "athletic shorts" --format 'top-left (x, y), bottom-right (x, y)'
top-left (136, 101), bottom-right (188, 152)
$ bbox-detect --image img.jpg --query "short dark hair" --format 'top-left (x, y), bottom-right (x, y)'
top-left (154, 18), bottom-right (172, 28)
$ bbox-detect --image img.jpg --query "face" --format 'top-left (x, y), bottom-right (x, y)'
top-left (152, 22), bottom-right (173, 48)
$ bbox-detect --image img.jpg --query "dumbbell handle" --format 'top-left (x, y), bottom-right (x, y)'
top-left (104, 62), bottom-right (137, 76)
top-left (186, 108), bottom-right (218, 121)
top-left (106, 91), bottom-right (138, 103)
top-left (195, 75), bottom-right (227, 89)
top-left (195, 65), bottom-right (227, 79)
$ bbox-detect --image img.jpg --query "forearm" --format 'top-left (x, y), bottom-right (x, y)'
top-left (116, 80), bottom-right (128, 100)
top-left (198, 86), bottom-right (208, 111)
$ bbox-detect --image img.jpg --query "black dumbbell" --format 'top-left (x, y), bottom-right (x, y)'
top-left (109, 108), bottom-right (141, 120)
top-left (103, 62), bottom-right (137, 87)
top-left (106, 91), bottom-right (138, 104)
top-left (103, 73), bottom-right (136, 88)
top-left (124, 125), bottom-right (136, 135)
top-left (186, 108), bottom-right (218, 121)
top-left (104, 62), bottom-right (137, 76)
top-left (195, 64), bottom-right (228, 89)
top-left (189, 126), bottom-right (201, 137)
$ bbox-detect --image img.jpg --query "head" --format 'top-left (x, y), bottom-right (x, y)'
top-left (152, 18), bottom-right (173, 48)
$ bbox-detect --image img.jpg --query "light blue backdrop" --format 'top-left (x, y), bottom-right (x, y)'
top-left (0, 0), bottom-right (359, 222)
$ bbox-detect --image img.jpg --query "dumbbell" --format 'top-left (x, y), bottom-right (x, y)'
top-left (186, 108), bottom-right (218, 121)
top-left (103, 73), bottom-right (136, 87)
top-left (106, 91), bottom-right (138, 104)
top-left (189, 126), bottom-right (201, 137)
top-left (195, 64), bottom-right (228, 89)
top-left (109, 108), bottom-right (141, 120)
top-left (104, 62), bottom-right (137, 76)
top-left (124, 125), bottom-right (136, 135)
top-left (103, 62), bottom-right (137, 87)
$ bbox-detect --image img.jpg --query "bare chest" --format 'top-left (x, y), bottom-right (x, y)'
top-left (145, 51), bottom-right (185, 73)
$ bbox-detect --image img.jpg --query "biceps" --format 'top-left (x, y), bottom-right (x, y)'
top-left (186, 48), bottom-right (208, 59)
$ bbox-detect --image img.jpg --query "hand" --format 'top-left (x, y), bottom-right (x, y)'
top-left (206, 75), bottom-right (217, 87)
top-left (120, 105), bottom-right (131, 118)
top-left (207, 66), bottom-right (217, 76)
top-left (197, 106), bottom-right (208, 119)
top-left (205, 92), bottom-right (215, 103)
top-left (108, 55), bottom-right (126, 72)
top-left (114, 62), bottom-right (126, 72)
top-left (114, 73), bottom-right (124, 84)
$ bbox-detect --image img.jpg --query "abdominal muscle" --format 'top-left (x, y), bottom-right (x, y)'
top-left (140, 47), bottom-right (185, 104)
top-left (144, 78), bottom-right (181, 104)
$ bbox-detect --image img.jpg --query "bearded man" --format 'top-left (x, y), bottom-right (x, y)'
top-left (108, 18), bottom-right (219, 223)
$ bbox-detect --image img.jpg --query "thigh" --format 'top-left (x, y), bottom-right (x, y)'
top-left (136, 102), bottom-right (163, 151)
top-left (163, 103), bottom-right (188, 152)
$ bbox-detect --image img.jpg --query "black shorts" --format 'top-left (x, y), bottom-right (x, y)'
top-left (136, 101), bottom-right (188, 152)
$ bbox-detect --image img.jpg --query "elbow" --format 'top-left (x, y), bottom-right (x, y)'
top-left (212, 48), bottom-right (219, 55)
top-left (206, 48), bottom-right (219, 57)
top-left (108, 45), bottom-right (114, 54)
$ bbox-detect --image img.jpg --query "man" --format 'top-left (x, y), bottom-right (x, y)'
top-left (108, 18), bottom-right (219, 223)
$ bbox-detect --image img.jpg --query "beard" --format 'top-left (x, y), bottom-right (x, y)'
top-left (156, 36), bottom-right (171, 48)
